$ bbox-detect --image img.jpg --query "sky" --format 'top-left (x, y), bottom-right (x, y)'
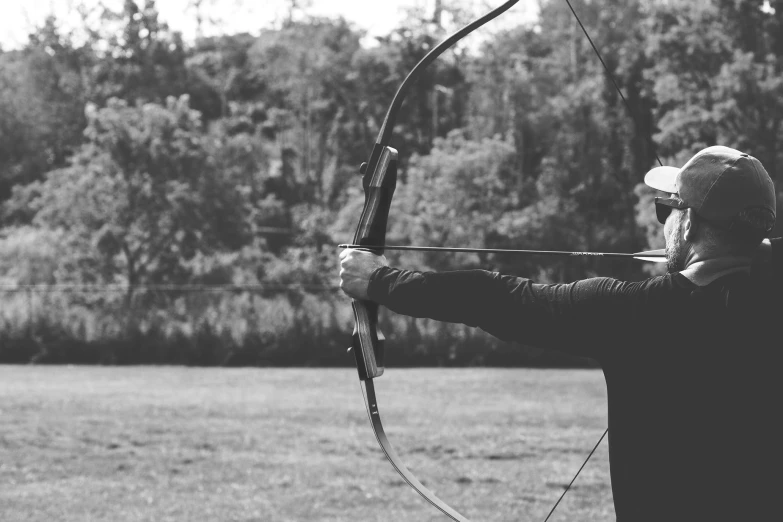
top-left (0, 0), bottom-right (536, 51)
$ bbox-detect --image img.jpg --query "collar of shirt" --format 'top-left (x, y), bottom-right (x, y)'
top-left (679, 256), bottom-right (752, 286)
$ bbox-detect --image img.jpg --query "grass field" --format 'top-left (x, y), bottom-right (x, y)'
top-left (0, 366), bottom-right (614, 522)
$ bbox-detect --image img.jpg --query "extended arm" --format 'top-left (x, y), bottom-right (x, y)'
top-left (366, 264), bottom-right (632, 359)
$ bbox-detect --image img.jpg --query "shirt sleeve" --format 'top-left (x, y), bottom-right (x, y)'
top-left (367, 266), bottom-right (639, 359)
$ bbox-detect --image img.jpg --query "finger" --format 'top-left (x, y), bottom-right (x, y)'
top-left (344, 248), bottom-right (365, 260)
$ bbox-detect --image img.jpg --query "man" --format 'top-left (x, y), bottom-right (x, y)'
top-left (340, 146), bottom-right (781, 521)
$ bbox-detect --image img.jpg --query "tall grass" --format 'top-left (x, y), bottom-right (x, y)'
top-left (0, 287), bottom-right (592, 367)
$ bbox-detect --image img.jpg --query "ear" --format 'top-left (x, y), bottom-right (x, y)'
top-left (683, 208), bottom-right (697, 242)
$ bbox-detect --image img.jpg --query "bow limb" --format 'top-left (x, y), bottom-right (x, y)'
top-left (349, 2), bottom-right (519, 521)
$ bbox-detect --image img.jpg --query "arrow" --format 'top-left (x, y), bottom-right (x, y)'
top-left (339, 244), bottom-right (666, 262)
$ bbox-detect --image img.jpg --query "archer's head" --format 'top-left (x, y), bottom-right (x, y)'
top-left (644, 146), bottom-right (776, 273)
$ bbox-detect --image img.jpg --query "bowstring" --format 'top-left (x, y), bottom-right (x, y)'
top-left (564, 0), bottom-right (664, 168)
top-left (543, 2), bottom-right (663, 519)
top-left (542, 427), bottom-right (608, 522)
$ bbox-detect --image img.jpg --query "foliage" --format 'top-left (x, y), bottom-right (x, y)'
top-left (88, 0), bottom-right (191, 104)
top-left (9, 96), bottom-right (249, 294)
top-left (0, 18), bottom-right (91, 203)
top-left (0, 0), bottom-right (780, 364)
top-left (389, 131), bottom-right (519, 272)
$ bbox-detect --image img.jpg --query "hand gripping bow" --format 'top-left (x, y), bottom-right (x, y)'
top-left (349, 2), bottom-right (520, 521)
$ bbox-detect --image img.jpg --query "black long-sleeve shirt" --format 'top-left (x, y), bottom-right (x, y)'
top-left (367, 239), bottom-right (783, 521)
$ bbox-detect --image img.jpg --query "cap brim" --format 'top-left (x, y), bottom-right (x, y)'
top-left (644, 166), bottom-right (679, 193)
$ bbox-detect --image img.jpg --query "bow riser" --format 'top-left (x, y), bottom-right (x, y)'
top-left (351, 144), bottom-right (398, 380)
top-left (347, 3), bottom-right (520, 520)
top-left (352, 145), bottom-right (398, 249)
top-left (351, 302), bottom-right (386, 380)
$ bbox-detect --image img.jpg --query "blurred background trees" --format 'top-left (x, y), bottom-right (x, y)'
top-left (0, 0), bottom-right (780, 365)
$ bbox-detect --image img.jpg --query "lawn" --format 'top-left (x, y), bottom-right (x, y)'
top-left (0, 366), bottom-right (613, 521)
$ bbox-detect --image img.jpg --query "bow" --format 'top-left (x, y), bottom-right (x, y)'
top-left (350, 1), bottom-right (664, 520)
top-left (349, 2), bottom-right (520, 521)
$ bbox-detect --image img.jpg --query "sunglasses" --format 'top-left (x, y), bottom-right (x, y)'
top-left (654, 196), bottom-right (688, 224)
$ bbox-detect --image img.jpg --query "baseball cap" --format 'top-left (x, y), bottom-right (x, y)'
top-left (644, 146), bottom-right (776, 231)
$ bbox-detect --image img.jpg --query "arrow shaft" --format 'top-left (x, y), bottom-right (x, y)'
top-left (339, 244), bottom-right (664, 260)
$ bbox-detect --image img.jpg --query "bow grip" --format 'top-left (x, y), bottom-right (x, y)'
top-left (351, 144), bottom-right (398, 381)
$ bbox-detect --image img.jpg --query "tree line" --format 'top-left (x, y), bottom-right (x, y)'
top-left (0, 0), bottom-right (780, 366)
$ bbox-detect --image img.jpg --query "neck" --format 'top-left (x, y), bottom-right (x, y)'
top-left (678, 255), bottom-right (752, 286)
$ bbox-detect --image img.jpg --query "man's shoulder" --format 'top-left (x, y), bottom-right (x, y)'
top-left (576, 273), bottom-right (686, 295)
top-left (560, 274), bottom-right (689, 310)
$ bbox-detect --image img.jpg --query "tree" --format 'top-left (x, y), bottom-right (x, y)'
top-left (185, 33), bottom-right (258, 120)
top-left (646, 0), bottom-right (782, 235)
top-left (0, 17), bottom-right (92, 205)
top-left (247, 18), bottom-right (364, 207)
top-left (89, 0), bottom-right (190, 104)
top-left (11, 96), bottom-right (248, 297)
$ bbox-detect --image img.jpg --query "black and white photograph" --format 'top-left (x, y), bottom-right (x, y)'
top-left (0, 0), bottom-right (781, 520)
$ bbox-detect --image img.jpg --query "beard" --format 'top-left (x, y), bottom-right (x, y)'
top-left (665, 211), bottom-right (687, 273)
